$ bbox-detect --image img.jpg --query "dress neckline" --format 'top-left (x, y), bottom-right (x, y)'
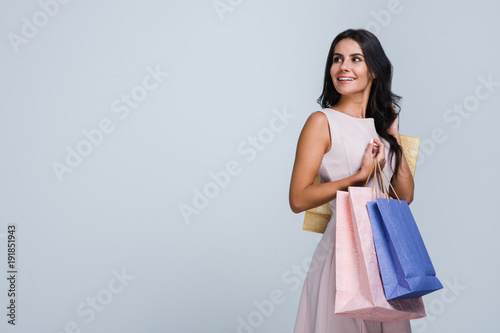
top-left (327, 108), bottom-right (373, 121)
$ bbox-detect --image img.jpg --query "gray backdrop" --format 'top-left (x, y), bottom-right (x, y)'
top-left (1, 0), bottom-right (498, 332)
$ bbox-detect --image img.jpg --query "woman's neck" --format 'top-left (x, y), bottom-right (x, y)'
top-left (332, 92), bottom-right (370, 119)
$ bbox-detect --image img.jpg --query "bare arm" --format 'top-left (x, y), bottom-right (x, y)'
top-left (289, 111), bottom-right (382, 213)
top-left (388, 116), bottom-right (415, 204)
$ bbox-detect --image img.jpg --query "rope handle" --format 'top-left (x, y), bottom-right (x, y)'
top-left (375, 158), bottom-right (401, 203)
top-left (363, 157), bottom-right (383, 198)
top-left (364, 157), bottom-right (376, 187)
top-left (363, 157), bottom-right (402, 203)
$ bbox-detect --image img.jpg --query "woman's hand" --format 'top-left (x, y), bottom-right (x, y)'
top-left (289, 113), bottom-right (389, 213)
top-left (357, 137), bottom-right (386, 182)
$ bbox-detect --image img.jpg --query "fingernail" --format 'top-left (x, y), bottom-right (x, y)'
top-left (369, 138), bottom-right (374, 144)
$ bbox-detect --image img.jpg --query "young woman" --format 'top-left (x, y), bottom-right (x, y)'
top-left (289, 29), bottom-right (415, 332)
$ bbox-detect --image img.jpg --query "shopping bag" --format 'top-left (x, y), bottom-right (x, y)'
top-left (367, 198), bottom-right (443, 300)
top-left (334, 188), bottom-right (426, 322)
top-left (301, 175), bottom-right (332, 233)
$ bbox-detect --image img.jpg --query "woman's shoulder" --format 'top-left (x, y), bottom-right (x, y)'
top-left (305, 109), bottom-right (330, 128)
top-left (299, 110), bottom-right (330, 139)
top-left (310, 109), bottom-right (329, 118)
top-left (298, 110), bottom-right (331, 153)
top-left (310, 107), bottom-right (337, 120)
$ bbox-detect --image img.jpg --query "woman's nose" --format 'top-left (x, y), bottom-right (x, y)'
top-left (340, 60), bottom-right (350, 71)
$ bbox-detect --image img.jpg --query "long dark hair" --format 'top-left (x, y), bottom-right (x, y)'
top-left (317, 28), bottom-right (403, 177)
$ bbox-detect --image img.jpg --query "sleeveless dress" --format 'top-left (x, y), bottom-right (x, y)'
top-left (293, 108), bottom-right (411, 333)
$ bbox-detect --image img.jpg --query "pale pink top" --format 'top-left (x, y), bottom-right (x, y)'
top-left (317, 108), bottom-right (395, 217)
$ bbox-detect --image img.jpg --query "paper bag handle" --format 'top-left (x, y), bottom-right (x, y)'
top-left (375, 158), bottom-right (401, 203)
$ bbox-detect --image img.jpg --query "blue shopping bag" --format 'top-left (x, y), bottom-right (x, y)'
top-left (367, 198), bottom-right (443, 300)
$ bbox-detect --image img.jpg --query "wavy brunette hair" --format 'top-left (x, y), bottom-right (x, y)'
top-left (317, 28), bottom-right (403, 177)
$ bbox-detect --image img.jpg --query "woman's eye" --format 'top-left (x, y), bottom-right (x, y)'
top-left (333, 57), bottom-right (342, 63)
top-left (353, 57), bottom-right (362, 62)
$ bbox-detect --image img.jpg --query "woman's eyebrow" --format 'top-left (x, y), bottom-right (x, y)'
top-left (333, 52), bottom-right (364, 57)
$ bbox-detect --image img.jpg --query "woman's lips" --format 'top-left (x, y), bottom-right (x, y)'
top-left (338, 77), bottom-right (356, 85)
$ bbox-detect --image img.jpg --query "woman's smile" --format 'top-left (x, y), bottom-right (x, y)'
top-left (337, 75), bottom-right (356, 84)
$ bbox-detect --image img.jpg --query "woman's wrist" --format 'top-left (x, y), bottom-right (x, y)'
top-left (350, 170), bottom-right (368, 186)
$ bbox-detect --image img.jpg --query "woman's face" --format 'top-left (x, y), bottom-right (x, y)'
top-left (330, 38), bottom-right (373, 97)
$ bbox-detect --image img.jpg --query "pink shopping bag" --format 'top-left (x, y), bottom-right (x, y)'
top-left (334, 187), bottom-right (426, 322)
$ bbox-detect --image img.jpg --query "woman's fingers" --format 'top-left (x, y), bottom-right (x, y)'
top-left (371, 138), bottom-right (386, 169)
top-left (369, 139), bottom-right (380, 158)
top-left (362, 137), bottom-right (389, 179)
top-left (360, 140), bottom-right (377, 179)
top-left (372, 138), bottom-right (384, 151)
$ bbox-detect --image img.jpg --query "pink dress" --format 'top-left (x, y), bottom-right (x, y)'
top-left (293, 108), bottom-right (412, 333)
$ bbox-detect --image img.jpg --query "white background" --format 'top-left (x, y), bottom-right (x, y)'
top-left (0, 0), bottom-right (499, 332)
